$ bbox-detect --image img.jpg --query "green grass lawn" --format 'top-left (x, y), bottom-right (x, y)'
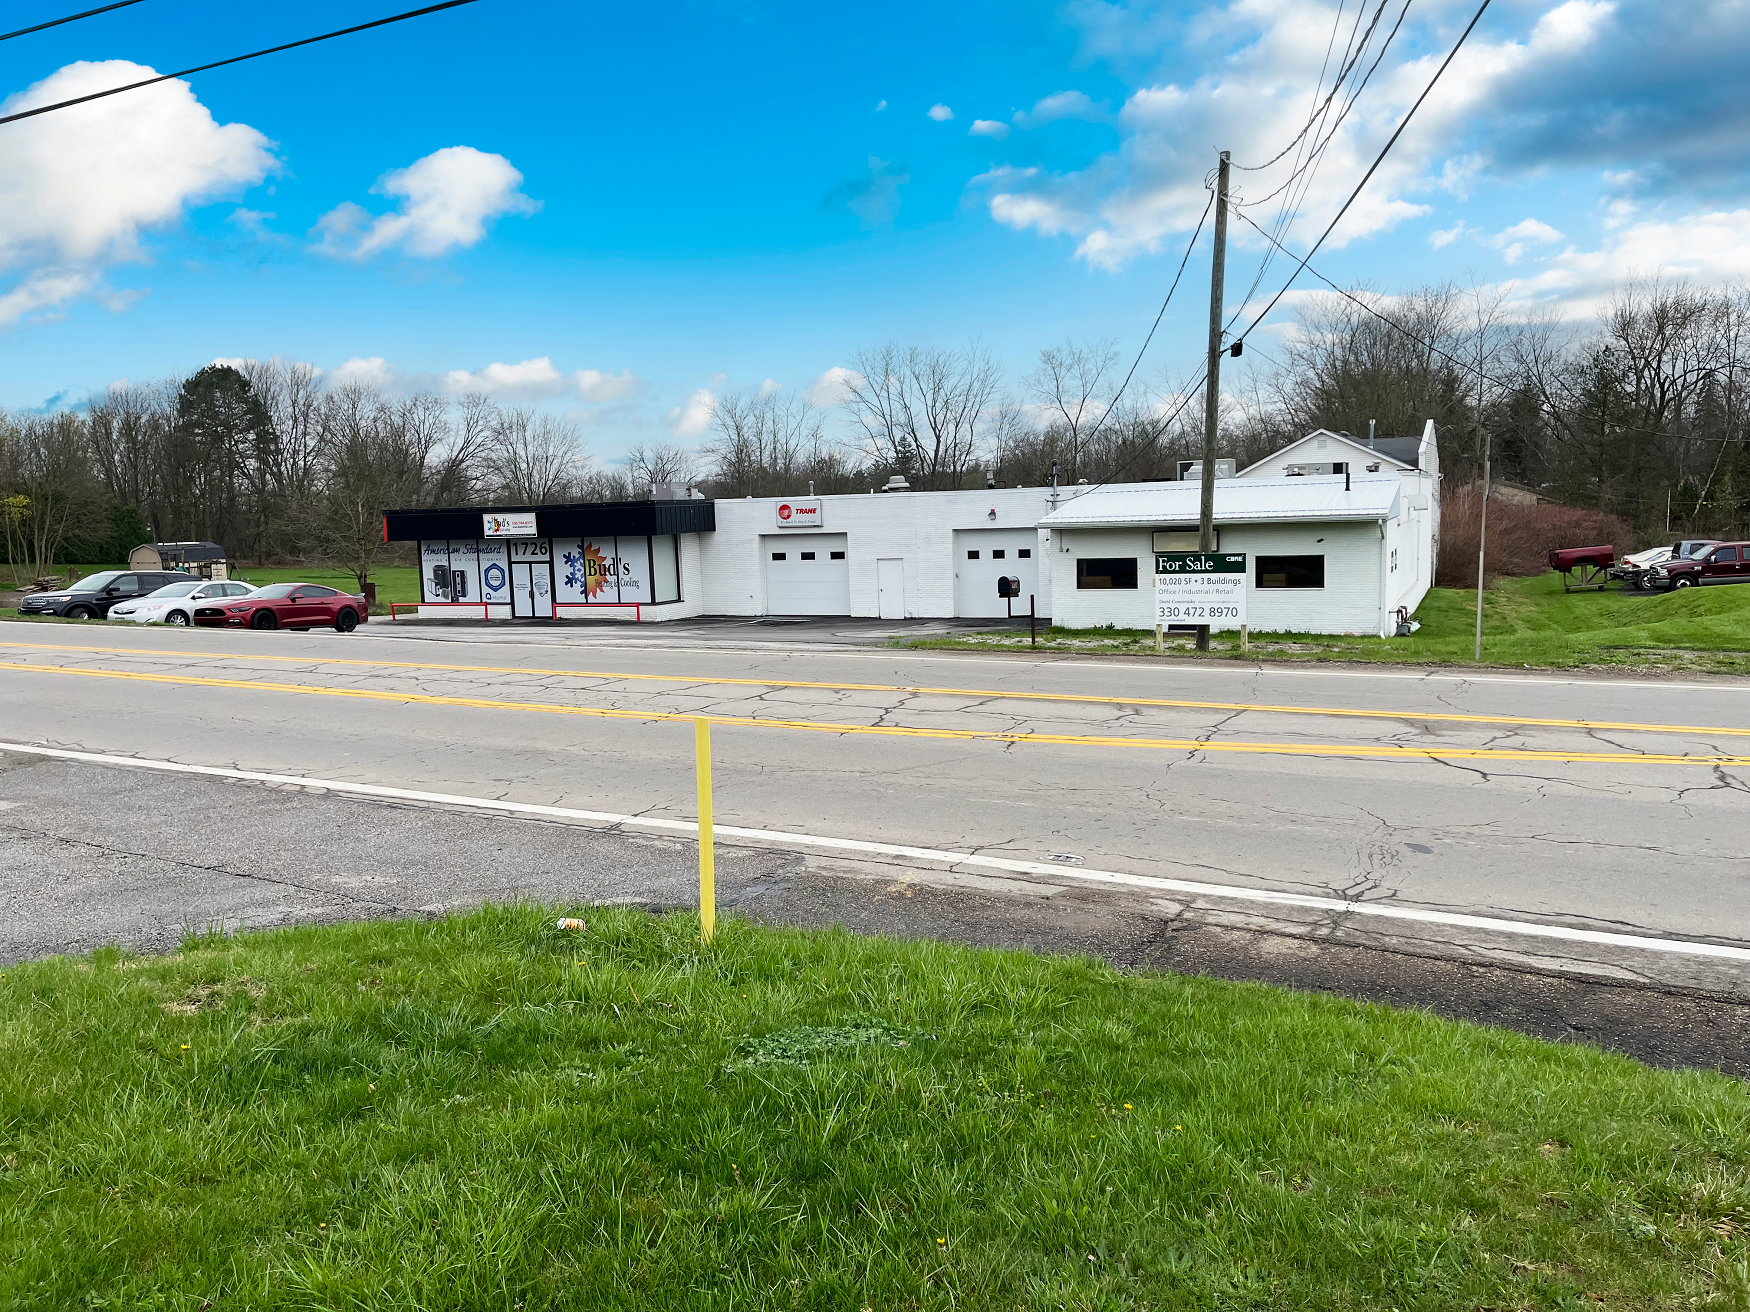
top-left (2, 907), bottom-right (1746, 1309)
top-left (908, 572), bottom-right (1750, 673)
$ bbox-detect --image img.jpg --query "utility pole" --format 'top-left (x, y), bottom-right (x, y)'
top-left (1471, 298), bottom-right (1493, 662)
top-left (1197, 149), bottom-right (1231, 653)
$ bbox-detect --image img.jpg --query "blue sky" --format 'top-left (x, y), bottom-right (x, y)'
top-left (3, 0), bottom-right (1748, 461)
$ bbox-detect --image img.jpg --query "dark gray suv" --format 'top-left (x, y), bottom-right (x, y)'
top-left (17, 571), bottom-right (194, 619)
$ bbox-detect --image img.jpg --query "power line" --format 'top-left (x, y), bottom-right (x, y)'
top-left (1066, 0), bottom-right (1492, 500)
top-left (1229, 205), bottom-right (1743, 448)
top-left (1073, 190), bottom-right (1215, 452)
top-left (1231, 0), bottom-right (1493, 349)
top-left (1, 0), bottom-right (143, 44)
top-left (0, 0), bottom-right (483, 127)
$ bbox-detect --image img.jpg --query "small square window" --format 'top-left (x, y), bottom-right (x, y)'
top-left (771, 552), bottom-right (786, 561)
top-left (992, 549), bottom-right (1005, 559)
top-left (967, 550), bottom-right (979, 560)
top-left (1017, 549), bottom-right (1031, 559)
top-left (800, 552), bottom-right (815, 561)
top-left (829, 551), bottom-right (845, 560)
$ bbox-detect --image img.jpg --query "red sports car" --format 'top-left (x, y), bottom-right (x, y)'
top-left (194, 583), bottom-right (369, 632)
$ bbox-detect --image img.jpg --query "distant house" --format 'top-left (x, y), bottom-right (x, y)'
top-left (127, 541), bottom-right (229, 579)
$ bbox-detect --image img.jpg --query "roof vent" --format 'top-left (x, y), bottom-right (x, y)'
top-left (880, 474), bottom-right (911, 493)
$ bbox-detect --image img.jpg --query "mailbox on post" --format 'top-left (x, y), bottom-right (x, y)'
top-left (997, 576), bottom-right (1020, 598)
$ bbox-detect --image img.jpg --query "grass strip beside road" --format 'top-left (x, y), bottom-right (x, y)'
top-left (907, 573), bottom-right (1750, 674)
top-left (3, 658), bottom-right (1748, 764)
top-left (2, 908), bottom-right (1746, 1309)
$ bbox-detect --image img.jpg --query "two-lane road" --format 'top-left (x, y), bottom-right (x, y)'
top-left (1, 620), bottom-right (1746, 993)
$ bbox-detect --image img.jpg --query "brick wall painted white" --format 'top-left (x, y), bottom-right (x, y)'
top-left (1050, 521), bottom-right (1390, 634)
top-left (701, 487), bottom-right (1057, 618)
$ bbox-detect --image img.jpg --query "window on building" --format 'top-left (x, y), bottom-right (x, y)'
top-left (1017, 548), bottom-right (1031, 559)
top-left (771, 552), bottom-right (786, 561)
top-left (992, 549), bottom-right (1005, 559)
top-left (1390, 548), bottom-right (1398, 572)
top-left (1256, 555), bottom-right (1325, 589)
top-left (967, 550), bottom-right (979, 559)
top-left (1332, 462), bottom-right (1348, 474)
top-left (830, 551), bottom-right (845, 560)
top-left (800, 552), bottom-right (815, 560)
top-left (1076, 557), bottom-right (1138, 590)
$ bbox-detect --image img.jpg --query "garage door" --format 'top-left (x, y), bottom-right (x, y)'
top-left (955, 529), bottom-right (1040, 617)
top-left (764, 534), bottom-right (850, 615)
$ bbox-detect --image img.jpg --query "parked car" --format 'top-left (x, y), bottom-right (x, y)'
top-left (110, 579), bottom-right (256, 625)
top-left (1649, 542), bottom-right (1750, 590)
top-left (16, 570), bottom-right (193, 619)
top-left (193, 582), bottom-right (369, 632)
top-left (1612, 539), bottom-right (1718, 589)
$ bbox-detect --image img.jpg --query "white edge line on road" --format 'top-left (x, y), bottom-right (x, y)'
top-left (4, 737), bottom-right (1747, 964)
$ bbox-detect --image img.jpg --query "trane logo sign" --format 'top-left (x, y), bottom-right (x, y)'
top-left (774, 499), bottom-right (823, 528)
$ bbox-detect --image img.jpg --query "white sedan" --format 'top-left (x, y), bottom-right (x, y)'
top-left (110, 579), bottom-right (255, 625)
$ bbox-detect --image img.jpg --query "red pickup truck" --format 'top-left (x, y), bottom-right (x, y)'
top-left (1648, 542), bottom-right (1750, 590)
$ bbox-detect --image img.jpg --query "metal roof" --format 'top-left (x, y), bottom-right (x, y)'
top-left (1237, 428), bottom-right (1421, 474)
top-left (1038, 475), bottom-right (1401, 527)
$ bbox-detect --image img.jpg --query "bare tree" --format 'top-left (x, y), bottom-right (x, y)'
top-left (485, 409), bottom-right (588, 504)
top-left (841, 343), bottom-right (1003, 490)
top-left (1023, 338), bottom-right (1120, 483)
top-left (624, 442), bottom-right (697, 497)
top-left (701, 389), bottom-right (827, 497)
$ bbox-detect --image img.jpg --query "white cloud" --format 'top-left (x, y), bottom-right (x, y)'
top-left (1429, 222), bottom-right (1473, 249)
top-left (312, 146), bottom-right (538, 261)
top-left (874, 99), bottom-right (888, 112)
top-left (1491, 217), bottom-right (1564, 263)
top-left (1013, 90), bottom-right (1103, 126)
top-left (1507, 209), bottom-right (1750, 313)
top-left (927, 104), bottom-right (955, 122)
top-left (667, 388), bottom-right (716, 437)
top-left (979, 0), bottom-right (1623, 271)
top-left (803, 366), bottom-right (862, 407)
top-left (308, 354), bottom-right (640, 402)
top-left (0, 60), bottom-right (273, 325)
top-left (757, 378), bottom-right (782, 398)
top-left (328, 356), bottom-right (398, 389)
top-left (969, 119), bottom-right (1011, 139)
top-left (441, 356), bottom-right (565, 398)
top-left (574, 368), bottom-right (640, 402)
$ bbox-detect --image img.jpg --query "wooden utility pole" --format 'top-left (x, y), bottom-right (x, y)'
top-left (1197, 150), bottom-right (1231, 653)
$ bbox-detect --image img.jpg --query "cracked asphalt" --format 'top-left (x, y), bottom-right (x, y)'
top-left (1, 618), bottom-right (1747, 1070)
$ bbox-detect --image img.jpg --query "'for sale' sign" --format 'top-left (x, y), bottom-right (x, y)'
top-left (1154, 552), bottom-right (1247, 629)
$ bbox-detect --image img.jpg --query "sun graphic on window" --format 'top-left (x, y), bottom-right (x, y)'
top-left (581, 542), bottom-right (610, 598)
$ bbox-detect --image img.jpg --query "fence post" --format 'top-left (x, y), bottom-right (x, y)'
top-left (694, 717), bottom-right (716, 945)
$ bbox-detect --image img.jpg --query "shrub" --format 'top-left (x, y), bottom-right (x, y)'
top-left (1436, 485), bottom-right (1631, 586)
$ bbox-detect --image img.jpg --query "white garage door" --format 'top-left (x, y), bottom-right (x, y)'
top-left (764, 534), bottom-right (850, 615)
top-left (955, 529), bottom-right (1040, 617)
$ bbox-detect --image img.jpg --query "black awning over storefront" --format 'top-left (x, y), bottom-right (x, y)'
top-left (383, 499), bottom-right (716, 542)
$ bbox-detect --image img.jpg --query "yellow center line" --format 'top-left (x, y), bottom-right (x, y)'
top-left (0, 638), bottom-right (1744, 739)
top-left (2, 660), bottom-right (1744, 766)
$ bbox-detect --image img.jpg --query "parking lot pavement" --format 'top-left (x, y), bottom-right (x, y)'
top-left (3, 751), bottom-right (1748, 1077)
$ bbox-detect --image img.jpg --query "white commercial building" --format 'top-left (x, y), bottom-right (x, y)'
top-left (386, 425), bottom-right (1438, 634)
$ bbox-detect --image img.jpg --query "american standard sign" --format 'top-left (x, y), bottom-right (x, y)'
top-left (1154, 551), bottom-right (1247, 629)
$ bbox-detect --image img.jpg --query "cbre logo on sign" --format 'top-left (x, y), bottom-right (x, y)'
top-left (774, 498), bottom-right (823, 528)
